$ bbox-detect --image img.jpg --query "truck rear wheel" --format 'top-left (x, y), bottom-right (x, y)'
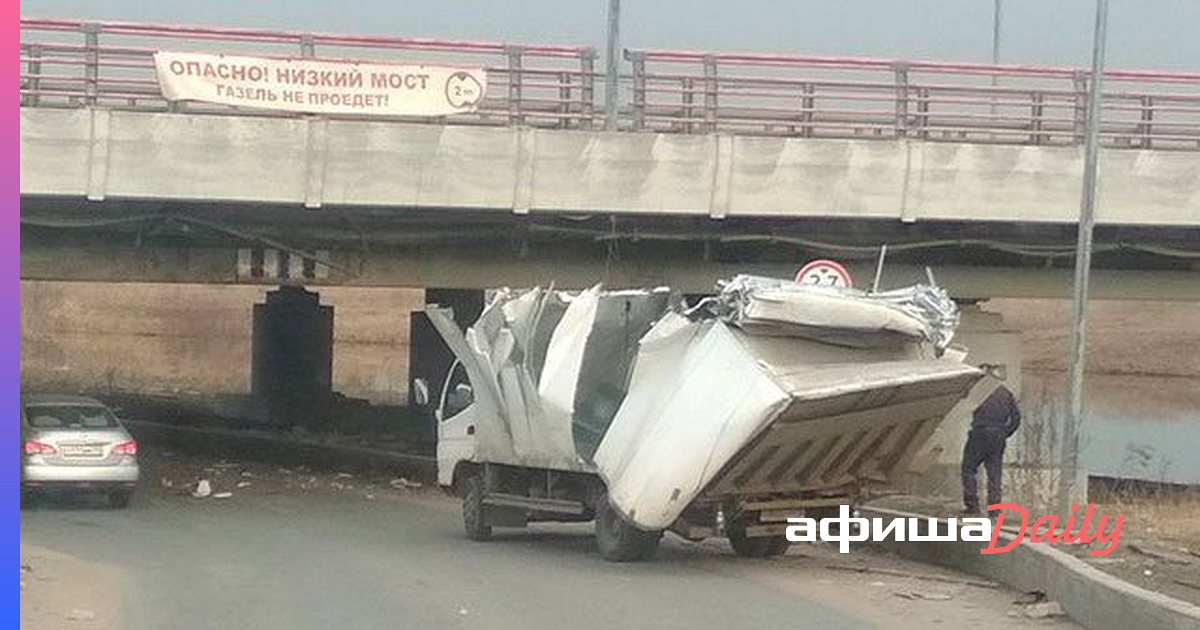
top-left (462, 475), bottom-right (492, 541)
top-left (595, 495), bottom-right (661, 562)
top-left (727, 523), bottom-right (790, 558)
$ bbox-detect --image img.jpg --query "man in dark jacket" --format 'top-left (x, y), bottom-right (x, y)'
top-left (962, 363), bottom-right (1021, 515)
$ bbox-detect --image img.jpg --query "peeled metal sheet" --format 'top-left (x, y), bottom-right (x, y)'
top-left (593, 317), bottom-right (791, 529)
top-left (710, 274), bottom-right (960, 350)
top-left (431, 286), bottom-right (674, 471)
top-left (593, 322), bottom-right (982, 530)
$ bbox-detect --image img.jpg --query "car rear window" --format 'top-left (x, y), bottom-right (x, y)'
top-left (26, 405), bottom-right (119, 429)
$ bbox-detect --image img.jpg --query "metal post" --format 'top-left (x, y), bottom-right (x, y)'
top-left (604, 0), bottom-right (620, 130)
top-left (25, 44), bottom-right (43, 107)
top-left (82, 22), bottom-right (100, 106)
top-left (871, 245), bottom-right (888, 293)
top-left (507, 45), bottom-right (524, 125)
top-left (629, 51), bottom-right (646, 131)
top-left (1058, 0), bottom-right (1109, 513)
top-left (991, 0), bottom-right (1002, 122)
top-left (893, 62), bottom-right (910, 137)
top-left (702, 55), bottom-right (718, 133)
top-left (580, 49), bottom-right (597, 129)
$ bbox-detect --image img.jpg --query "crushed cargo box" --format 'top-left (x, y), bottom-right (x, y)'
top-left (423, 275), bottom-right (982, 561)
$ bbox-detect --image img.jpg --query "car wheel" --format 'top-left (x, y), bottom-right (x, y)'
top-left (108, 490), bottom-right (133, 509)
top-left (462, 475), bottom-right (492, 541)
top-left (594, 493), bottom-right (661, 562)
top-left (20, 489), bottom-right (36, 510)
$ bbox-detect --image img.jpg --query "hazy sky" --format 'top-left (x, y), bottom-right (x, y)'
top-left (19, 0), bottom-right (1200, 71)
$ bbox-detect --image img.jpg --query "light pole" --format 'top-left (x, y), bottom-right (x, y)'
top-left (1058, 0), bottom-right (1109, 513)
top-left (992, 0), bottom-right (1002, 67)
top-left (604, 0), bottom-right (621, 130)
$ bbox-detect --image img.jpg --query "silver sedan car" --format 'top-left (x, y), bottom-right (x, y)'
top-left (20, 393), bottom-right (139, 508)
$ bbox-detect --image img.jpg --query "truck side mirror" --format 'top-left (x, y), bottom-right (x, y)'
top-left (412, 378), bottom-right (430, 406)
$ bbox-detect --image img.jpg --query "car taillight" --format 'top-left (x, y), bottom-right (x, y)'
top-left (23, 441), bottom-right (57, 456)
top-left (112, 440), bottom-right (137, 456)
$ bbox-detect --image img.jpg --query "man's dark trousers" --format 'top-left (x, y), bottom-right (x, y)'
top-left (962, 426), bottom-right (1006, 512)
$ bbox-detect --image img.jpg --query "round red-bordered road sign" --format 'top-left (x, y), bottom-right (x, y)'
top-left (795, 259), bottom-right (854, 288)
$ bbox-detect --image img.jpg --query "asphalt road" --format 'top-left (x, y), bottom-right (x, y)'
top-left (20, 456), bottom-right (1078, 630)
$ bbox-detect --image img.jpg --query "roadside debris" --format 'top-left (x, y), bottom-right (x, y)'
top-left (212, 492), bottom-right (233, 499)
top-left (66, 608), bottom-right (97, 622)
top-left (1013, 590), bottom-right (1046, 605)
top-left (893, 590), bottom-right (953, 601)
top-left (191, 479), bottom-right (212, 498)
top-left (390, 478), bottom-right (422, 490)
top-left (236, 481), bottom-right (252, 489)
top-left (1016, 601), bottom-right (1065, 619)
top-left (825, 563), bottom-right (999, 589)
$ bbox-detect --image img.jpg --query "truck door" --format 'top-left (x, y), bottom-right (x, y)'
top-left (425, 307), bottom-right (503, 487)
top-left (436, 360), bottom-right (479, 487)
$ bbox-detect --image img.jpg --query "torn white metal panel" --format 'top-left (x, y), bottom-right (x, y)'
top-left (592, 313), bottom-right (982, 530)
top-left (570, 288), bottom-right (675, 460)
top-left (589, 313), bottom-right (698, 480)
top-left (535, 286), bottom-right (601, 465)
top-left (425, 307), bottom-right (516, 463)
top-left (714, 275), bottom-right (960, 350)
top-left (594, 318), bottom-right (792, 529)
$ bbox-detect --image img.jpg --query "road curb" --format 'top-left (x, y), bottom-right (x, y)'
top-left (859, 506), bottom-right (1200, 630)
top-left (124, 419), bottom-right (437, 479)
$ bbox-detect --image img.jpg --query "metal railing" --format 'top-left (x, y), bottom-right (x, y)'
top-left (626, 49), bottom-right (1200, 149)
top-left (19, 17), bottom-right (1200, 149)
top-left (19, 17), bottom-right (600, 128)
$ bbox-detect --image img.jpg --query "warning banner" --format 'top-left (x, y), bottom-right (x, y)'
top-left (153, 52), bottom-right (486, 116)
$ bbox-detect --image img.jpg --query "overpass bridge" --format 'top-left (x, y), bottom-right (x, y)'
top-left (18, 18), bottom-right (1200, 298)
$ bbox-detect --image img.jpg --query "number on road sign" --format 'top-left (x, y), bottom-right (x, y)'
top-left (795, 259), bottom-right (853, 288)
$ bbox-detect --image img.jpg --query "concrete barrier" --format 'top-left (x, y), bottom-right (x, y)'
top-left (859, 506), bottom-right (1200, 630)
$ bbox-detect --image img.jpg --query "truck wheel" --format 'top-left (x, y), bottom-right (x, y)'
top-left (727, 523), bottom-right (790, 558)
top-left (462, 475), bottom-right (492, 541)
top-left (595, 495), bottom-right (661, 562)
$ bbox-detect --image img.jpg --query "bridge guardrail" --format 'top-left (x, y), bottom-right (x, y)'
top-left (19, 17), bottom-right (1200, 150)
top-left (19, 17), bottom-right (600, 129)
top-left (626, 49), bottom-right (1200, 150)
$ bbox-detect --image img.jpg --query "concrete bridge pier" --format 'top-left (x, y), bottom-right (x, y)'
top-left (251, 286), bottom-right (334, 428)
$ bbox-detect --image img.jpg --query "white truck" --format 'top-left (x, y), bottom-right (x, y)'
top-left (421, 275), bottom-right (981, 561)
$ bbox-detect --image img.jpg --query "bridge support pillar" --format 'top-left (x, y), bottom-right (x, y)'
top-left (251, 286), bottom-right (334, 428)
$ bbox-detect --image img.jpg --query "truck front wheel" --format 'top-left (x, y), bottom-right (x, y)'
top-left (462, 475), bottom-right (492, 541)
top-left (595, 495), bottom-right (661, 562)
top-left (727, 523), bottom-right (790, 559)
